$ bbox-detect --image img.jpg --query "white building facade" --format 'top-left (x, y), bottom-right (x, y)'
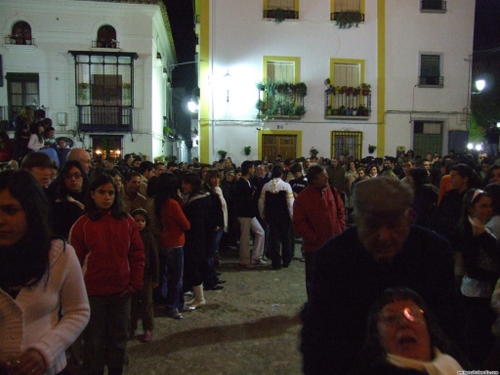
top-left (194, 0), bottom-right (475, 165)
top-left (0, 0), bottom-right (178, 161)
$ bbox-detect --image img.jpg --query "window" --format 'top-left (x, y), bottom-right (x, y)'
top-left (331, 0), bottom-right (365, 24)
top-left (264, 56), bottom-right (300, 83)
top-left (419, 54), bottom-right (443, 87)
top-left (8, 21), bottom-right (34, 45)
top-left (326, 59), bottom-right (371, 117)
top-left (5, 73), bottom-right (39, 128)
top-left (420, 0), bottom-right (446, 13)
top-left (91, 135), bottom-right (123, 159)
top-left (94, 25), bottom-right (118, 48)
top-left (263, 0), bottom-right (299, 21)
top-left (332, 131), bottom-right (362, 159)
top-left (70, 51), bottom-right (137, 131)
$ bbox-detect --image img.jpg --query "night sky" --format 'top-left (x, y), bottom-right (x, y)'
top-left (162, 0), bottom-right (197, 92)
top-left (474, 0), bottom-right (500, 51)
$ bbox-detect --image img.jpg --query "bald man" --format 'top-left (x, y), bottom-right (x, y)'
top-left (67, 148), bottom-right (92, 174)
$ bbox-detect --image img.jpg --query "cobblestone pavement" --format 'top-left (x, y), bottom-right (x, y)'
top-left (126, 248), bottom-right (307, 375)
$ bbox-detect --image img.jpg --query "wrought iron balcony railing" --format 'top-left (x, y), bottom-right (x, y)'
top-left (418, 76), bottom-right (444, 87)
top-left (77, 106), bottom-right (132, 132)
top-left (420, 0), bottom-right (446, 13)
top-left (91, 40), bottom-right (120, 49)
top-left (4, 36), bottom-right (35, 45)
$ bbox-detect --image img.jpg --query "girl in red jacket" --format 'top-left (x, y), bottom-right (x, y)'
top-left (70, 173), bottom-right (145, 375)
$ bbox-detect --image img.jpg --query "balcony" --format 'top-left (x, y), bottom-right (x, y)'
top-left (331, 11), bottom-right (364, 28)
top-left (263, 8), bottom-right (299, 22)
top-left (91, 40), bottom-right (120, 49)
top-left (4, 36), bottom-right (35, 45)
top-left (256, 81), bottom-right (307, 120)
top-left (418, 76), bottom-right (444, 87)
top-left (420, 0), bottom-right (447, 13)
top-left (77, 106), bottom-right (133, 132)
top-left (324, 84), bottom-right (371, 120)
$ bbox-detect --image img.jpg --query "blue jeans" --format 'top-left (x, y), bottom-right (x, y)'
top-left (161, 246), bottom-right (185, 311)
top-left (203, 229), bottom-right (223, 288)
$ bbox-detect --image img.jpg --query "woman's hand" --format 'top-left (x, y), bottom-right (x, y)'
top-left (8, 349), bottom-right (46, 375)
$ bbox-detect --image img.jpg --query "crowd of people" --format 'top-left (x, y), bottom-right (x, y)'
top-left (1, 136), bottom-right (500, 374)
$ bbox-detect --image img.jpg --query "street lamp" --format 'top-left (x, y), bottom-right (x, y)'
top-left (476, 79), bottom-right (486, 92)
top-left (187, 99), bottom-right (198, 113)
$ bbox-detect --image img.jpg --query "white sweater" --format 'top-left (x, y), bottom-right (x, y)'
top-left (27, 133), bottom-right (44, 151)
top-left (0, 240), bottom-right (90, 374)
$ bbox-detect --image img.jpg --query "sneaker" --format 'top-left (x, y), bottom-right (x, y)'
top-left (252, 258), bottom-right (268, 265)
top-left (142, 330), bottom-right (152, 343)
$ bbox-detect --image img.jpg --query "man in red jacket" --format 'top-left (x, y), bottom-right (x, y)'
top-left (292, 165), bottom-right (345, 299)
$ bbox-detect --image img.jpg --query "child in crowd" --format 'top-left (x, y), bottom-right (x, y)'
top-left (131, 208), bottom-right (159, 343)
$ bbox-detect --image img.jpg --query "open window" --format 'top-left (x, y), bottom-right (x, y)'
top-left (7, 21), bottom-right (34, 45)
top-left (5, 73), bottom-right (39, 128)
top-left (94, 25), bottom-right (119, 49)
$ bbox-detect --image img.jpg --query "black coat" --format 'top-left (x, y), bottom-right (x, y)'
top-left (301, 226), bottom-right (462, 375)
top-left (184, 193), bottom-right (215, 261)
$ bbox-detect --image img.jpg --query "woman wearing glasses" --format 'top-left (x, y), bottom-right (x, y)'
top-left (354, 287), bottom-right (469, 374)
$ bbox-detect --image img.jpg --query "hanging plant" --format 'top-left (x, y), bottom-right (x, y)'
top-left (336, 11), bottom-right (362, 29)
top-left (368, 144), bottom-right (377, 154)
top-left (274, 8), bottom-right (287, 23)
top-left (244, 146), bottom-right (251, 156)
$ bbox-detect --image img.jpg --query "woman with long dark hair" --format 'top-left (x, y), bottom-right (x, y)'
top-left (70, 173), bottom-right (144, 375)
top-left (154, 173), bottom-right (193, 319)
top-left (12, 106), bottom-right (34, 162)
top-left (182, 173), bottom-right (215, 308)
top-left (202, 169), bottom-right (226, 290)
top-left (50, 160), bottom-right (89, 238)
top-left (0, 170), bottom-right (89, 375)
top-left (453, 189), bottom-right (500, 368)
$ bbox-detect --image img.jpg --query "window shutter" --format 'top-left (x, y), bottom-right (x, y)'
top-left (267, 61), bottom-right (295, 82)
top-left (333, 63), bottom-right (360, 87)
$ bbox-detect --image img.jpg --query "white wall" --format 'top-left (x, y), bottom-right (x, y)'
top-left (203, 0), bottom-right (379, 164)
top-left (0, 0), bottom-right (175, 160)
top-left (200, 0), bottom-right (475, 163)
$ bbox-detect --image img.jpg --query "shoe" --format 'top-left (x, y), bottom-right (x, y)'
top-left (142, 330), bottom-right (152, 343)
top-left (204, 284), bottom-right (224, 291)
top-left (183, 290), bottom-right (194, 297)
top-left (262, 255), bottom-right (269, 261)
top-left (239, 262), bottom-right (255, 269)
top-left (282, 262), bottom-right (290, 268)
top-left (166, 309), bottom-right (183, 319)
top-left (252, 258), bottom-right (268, 265)
top-left (216, 279), bottom-right (226, 284)
top-left (186, 285), bottom-right (206, 308)
top-left (180, 304), bottom-right (196, 312)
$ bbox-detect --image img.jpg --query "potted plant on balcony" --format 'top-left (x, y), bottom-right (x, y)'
top-left (361, 83), bottom-right (371, 95)
top-left (336, 11), bottom-right (362, 29)
top-left (347, 87), bottom-right (354, 96)
top-left (77, 83), bottom-right (89, 103)
top-left (256, 82), bottom-right (266, 91)
top-left (273, 8), bottom-right (287, 23)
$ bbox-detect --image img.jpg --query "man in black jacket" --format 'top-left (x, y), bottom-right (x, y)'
top-left (301, 177), bottom-right (463, 374)
top-left (234, 160), bottom-right (266, 268)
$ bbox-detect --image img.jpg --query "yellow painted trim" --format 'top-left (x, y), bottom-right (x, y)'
top-left (377, 0), bottom-right (385, 157)
top-left (199, 0), bottom-right (210, 163)
top-left (330, 0), bottom-right (365, 14)
top-left (329, 58), bottom-right (365, 85)
top-left (263, 56), bottom-right (300, 83)
top-left (258, 130), bottom-right (303, 160)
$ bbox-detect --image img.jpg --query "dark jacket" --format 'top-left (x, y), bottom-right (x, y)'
top-left (184, 193), bottom-right (215, 261)
top-left (301, 226), bottom-right (463, 375)
top-left (234, 178), bottom-right (257, 218)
